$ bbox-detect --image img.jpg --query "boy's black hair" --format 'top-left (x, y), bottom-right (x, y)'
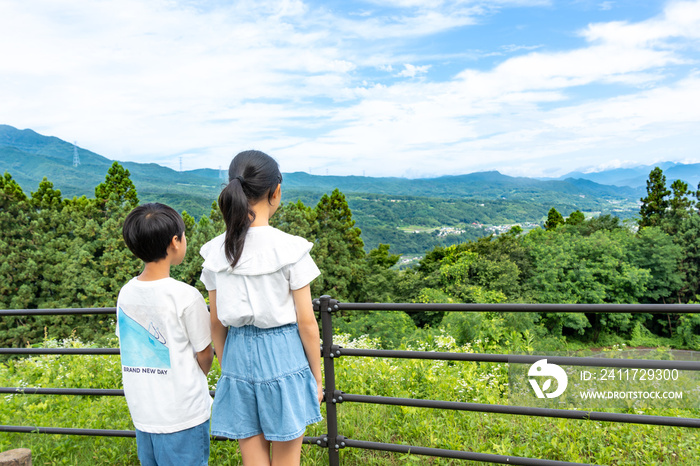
top-left (122, 203), bottom-right (186, 263)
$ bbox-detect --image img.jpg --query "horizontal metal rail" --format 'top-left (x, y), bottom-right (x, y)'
top-left (0, 425), bottom-right (135, 438)
top-left (0, 307), bottom-right (117, 316)
top-left (0, 425), bottom-right (323, 445)
top-left (337, 302), bottom-right (700, 314)
top-left (0, 387), bottom-right (218, 398)
top-left (13, 346), bottom-right (699, 371)
top-left (336, 348), bottom-right (700, 370)
top-left (0, 348), bottom-right (119, 355)
top-left (7, 385), bottom-right (696, 429)
top-left (4, 303), bottom-right (700, 316)
top-left (7, 346), bottom-right (697, 368)
top-left (341, 438), bottom-right (593, 466)
top-left (336, 392), bottom-right (700, 428)
top-left (0, 388), bottom-right (125, 396)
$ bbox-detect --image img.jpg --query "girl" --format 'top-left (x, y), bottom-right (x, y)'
top-left (200, 150), bottom-right (323, 466)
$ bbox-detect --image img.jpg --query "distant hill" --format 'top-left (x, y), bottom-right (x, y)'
top-left (281, 169), bottom-right (643, 202)
top-left (558, 162), bottom-right (700, 189)
top-left (1, 124), bottom-right (649, 254)
top-left (0, 124), bottom-right (222, 215)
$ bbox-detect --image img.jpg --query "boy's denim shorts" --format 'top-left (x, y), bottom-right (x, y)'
top-left (135, 419), bottom-right (210, 466)
top-left (211, 323), bottom-right (322, 442)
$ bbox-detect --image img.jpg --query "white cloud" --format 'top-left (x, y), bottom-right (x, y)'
top-left (276, 0), bottom-right (700, 177)
top-left (582, 0), bottom-right (700, 46)
top-left (0, 0), bottom-right (699, 178)
top-left (584, 159), bottom-right (646, 173)
top-left (396, 64), bottom-right (432, 77)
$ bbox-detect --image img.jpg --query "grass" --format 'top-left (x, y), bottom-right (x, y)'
top-left (1, 333), bottom-right (699, 465)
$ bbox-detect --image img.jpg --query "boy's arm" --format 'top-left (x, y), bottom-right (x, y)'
top-left (293, 284), bottom-right (323, 403)
top-left (209, 290), bottom-right (228, 364)
top-left (196, 345), bottom-right (214, 375)
top-left (182, 293), bottom-right (215, 375)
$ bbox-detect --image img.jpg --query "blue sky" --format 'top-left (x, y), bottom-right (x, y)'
top-left (1, 0), bottom-right (699, 178)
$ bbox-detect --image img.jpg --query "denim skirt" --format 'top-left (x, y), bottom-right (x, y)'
top-left (211, 323), bottom-right (322, 442)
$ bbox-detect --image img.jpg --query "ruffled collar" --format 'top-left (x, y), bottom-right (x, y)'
top-left (200, 227), bottom-right (314, 275)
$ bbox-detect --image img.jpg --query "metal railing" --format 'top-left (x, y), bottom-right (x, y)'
top-left (2, 301), bottom-right (700, 465)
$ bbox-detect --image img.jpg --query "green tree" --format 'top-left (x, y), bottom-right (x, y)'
top-left (677, 215), bottom-right (700, 303)
top-left (94, 162), bottom-right (138, 213)
top-left (171, 211), bottom-right (205, 290)
top-left (271, 200), bottom-right (317, 241)
top-left (628, 227), bottom-right (684, 304)
top-left (0, 171), bottom-right (27, 206)
top-left (666, 179), bottom-right (695, 235)
top-left (522, 227), bottom-right (650, 338)
top-left (639, 167), bottom-right (670, 228)
top-left (30, 177), bottom-right (63, 209)
top-left (0, 173), bottom-right (120, 346)
top-left (90, 166), bottom-right (142, 305)
top-left (544, 207), bottom-right (564, 230)
top-left (565, 210), bottom-right (585, 225)
top-left (361, 244), bottom-right (401, 304)
top-left (0, 173), bottom-right (34, 311)
top-left (578, 214), bottom-right (622, 236)
top-left (367, 243), bottom-right (400, 269)
top-left (312, 189), bottom-right (365, 301)
top-left (208, 201), bottom-right (225, 235)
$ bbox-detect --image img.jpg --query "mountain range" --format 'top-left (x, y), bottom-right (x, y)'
top-left (9, 123), bottom-right (700, 253)
top-left (556, 163), bottom-right (700, 190)
top-left (3, 123), bottom-right (698, 245)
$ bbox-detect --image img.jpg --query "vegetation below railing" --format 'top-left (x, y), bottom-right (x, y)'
top-left (2, 333), bottom-right (698, 466)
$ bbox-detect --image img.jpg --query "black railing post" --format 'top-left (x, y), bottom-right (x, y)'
top-left (318, 295), bottom-right (340, 466)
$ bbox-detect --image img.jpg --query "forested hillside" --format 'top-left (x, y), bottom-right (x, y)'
top-left (1, 124), bottom-right (649, 254)
top-left (1, 163), bottom-right (699, 352)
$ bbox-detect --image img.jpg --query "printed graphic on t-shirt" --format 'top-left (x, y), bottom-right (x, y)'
top-left (118, 306), bottom-right (171, 370)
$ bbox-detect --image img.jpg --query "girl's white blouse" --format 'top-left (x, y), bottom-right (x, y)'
top-left (199, 226), bottom-right (320, 328)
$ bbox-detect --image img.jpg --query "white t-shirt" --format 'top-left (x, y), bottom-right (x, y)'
top-left (116, 277), bottom-right (212, 434)
top-left (199, 226), bottom-right (320, 328)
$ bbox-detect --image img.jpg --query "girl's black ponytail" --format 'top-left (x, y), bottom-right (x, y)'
top-left (218, 177), bottom-right (252, 267)
top-left (218, 150), bottom-right (282, 268)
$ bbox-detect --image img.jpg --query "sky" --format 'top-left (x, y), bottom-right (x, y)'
top-left (1, 0), bottom-right (699, 178)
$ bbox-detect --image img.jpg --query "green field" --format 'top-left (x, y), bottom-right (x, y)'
top-left (1, 334), bottom-right (698, 465)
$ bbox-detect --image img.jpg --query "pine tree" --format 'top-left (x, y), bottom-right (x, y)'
top-left (89, 161), bottom-right (141, 303)
top-left (665, 179), bottom-right (695, 235)
top-left (172, 211), bottom-right (210, 292)
top-left (271, 200), bottom-right (317, 241)
top-left (94, 161), bottom-right (138, 214)
top-left (544, 207), bottom-right (564, 230)
top-left (639, 167), bottom-right (670, 228)
top-left (312, 189), bottom-right (365, 301)
top-left (0, 173), bottom-right (34, 312)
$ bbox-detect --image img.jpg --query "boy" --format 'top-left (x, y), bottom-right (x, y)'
top-left (117, 203), bottom-right (214, 466)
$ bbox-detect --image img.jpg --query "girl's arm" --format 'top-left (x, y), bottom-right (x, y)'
top-left (293, 284), bottom-right (323, 403)
top-left (209, 290), bottom-right (228, 364)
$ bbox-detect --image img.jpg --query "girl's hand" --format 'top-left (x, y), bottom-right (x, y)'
top-left (317, 380), bottom-right (323, 404)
